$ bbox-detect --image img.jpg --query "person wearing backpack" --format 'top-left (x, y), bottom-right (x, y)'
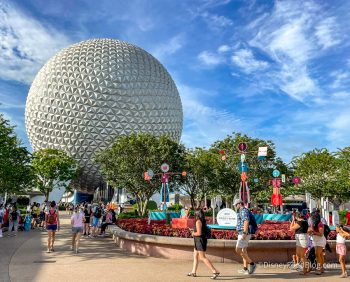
top-left (45, 201), bottom-right (60, 253)
top-left (90, 203), bottom-right (101, 238)
top-left (8, 205), bottom-right (20, 236)
top-left (234, 199), bottom-right (257, 275)
top-left (187, 209), bottom-right (220, 279)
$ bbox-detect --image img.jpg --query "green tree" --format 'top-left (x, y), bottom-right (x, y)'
top-left (95, 133), bottom-right (186, 216)
top-left (32, 148), bottom-right (78, 201)
top-left (209, 132), bottom-right (291, 205)
top-left (181, 148), bottom-right (220, 209)
top-left (293, 148), bottom-right (350, 207)
top-left (0, 114), bottom-right (34, 195)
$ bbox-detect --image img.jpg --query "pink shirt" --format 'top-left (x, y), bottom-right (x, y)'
top-left (71, 212), bottom-right (84, 227)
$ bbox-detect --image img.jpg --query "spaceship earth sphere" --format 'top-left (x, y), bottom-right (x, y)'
top-left (25, 39), bottom-right (183, 193)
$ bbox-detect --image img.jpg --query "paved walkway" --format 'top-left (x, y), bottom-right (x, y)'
top-left (0, 212), bottom-right (349, 282)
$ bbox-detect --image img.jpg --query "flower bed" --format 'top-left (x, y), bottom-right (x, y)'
top-left (116, 219), bottom-right (336, 240)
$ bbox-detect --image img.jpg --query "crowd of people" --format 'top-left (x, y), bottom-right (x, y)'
top-left (1, 198), bottom-right (350, 279)
top-left (188, 200), bottom-right (350, 279)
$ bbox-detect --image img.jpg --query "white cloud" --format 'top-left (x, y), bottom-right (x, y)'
top-left (217, 45), bottom-right (231, 53)
top-left (198, 51), bottom-right (224, 66)
top-left (246, 0), bottom-right (344, 102)
top-left (231, 49), bottom-right (268, 73)
top-left (315, 17), bottom-right (341, 49)
top-left (177, 83), bottom-right (242, 148)
top-left (151, 34), bottom-right (185, 62)
top-left (330, 70), bottom-right (349, 89)
top-left (201, 12), bottom-right (233, 30)
top-left (0, 2), bottom-right (71, 84)
top-left (327, 112), bottom-right (350, 145)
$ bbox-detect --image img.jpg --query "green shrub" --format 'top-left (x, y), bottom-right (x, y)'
top-left (58, 205), bottom-right (66, 211)
top-left (118, 210), bottom-right (141, 219)
top-left (147, 200), bottom-right (158, 210)
top-left (339, 210), bottom-right (347, 225)
top-left (132, 201), bottom-right (158, 211)
top-left (16, 196), bottom-right (30, 206)
top-left (167, 204), bottom-right (183, 211)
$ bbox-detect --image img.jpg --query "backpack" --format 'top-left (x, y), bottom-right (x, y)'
top-left (94, 207), bottom-right (102, 218)
top-left (47, 210), bottom-right (56, 224)
top-left (11, 211), bottom-right (18, 221)
top-left (248, 210), bottom-right (258, 235)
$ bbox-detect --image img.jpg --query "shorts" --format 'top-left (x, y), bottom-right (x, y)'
top-left (92, 217), bottom-right (99, 227)
top-left (296, 234), bottom-right (308, 248)
top-left (336, 243), bottom-right (347, 256)
top-left (313, 235), bottom-right (326, 247)
top-left (85, 217), bottom-right (90, 224)
top-left (194, 236), bottom-right (207, 252)
top-left (236, 234), bottom-right (251, 249)
top-left (72, 227), bottom-right (83, 234)
top-left (47, 224), bottom-right (57, 231)
top-left (32, 214), bottom-right (38, 219)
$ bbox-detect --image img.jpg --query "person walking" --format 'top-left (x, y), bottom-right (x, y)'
top-left (234, 199), bottom-right (257, 275)
top-left (45, 201), bottom-right (60, 253)
top-left (24, 211), bottom-right (32, 232)
top-left (308, 212), bottom-right (326, 275)
top-left (8, 205), bottom-right (20, 236)
top-left (187, 209), bottom-right (220, 279)
top-left (83, 204), bottom-right (91, 236)
top-left (71, 206), bottom-right (84, 253)
top-left (90, 203), bottom-right (102, 238)
top-left (336, 225), bottom-right (350, 278)
top-left (0, 204), bottom-right (5, 238)
top-left (290, 212), bottom-right (310, 275)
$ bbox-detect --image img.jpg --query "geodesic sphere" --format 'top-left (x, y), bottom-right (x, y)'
top-left (25, 39), bottom-right (183, 193)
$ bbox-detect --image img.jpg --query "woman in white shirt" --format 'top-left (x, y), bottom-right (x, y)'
top-left (71, 206), bottom-right (84, 253)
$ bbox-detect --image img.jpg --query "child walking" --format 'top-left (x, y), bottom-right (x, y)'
top-left (336, 225), bottom-right (350, 278)
top-left (24, 211), bottom-right (32, 232)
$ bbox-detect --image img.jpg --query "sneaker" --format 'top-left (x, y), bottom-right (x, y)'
top-left (340, 272), bottom-right (348, 278)
top-left (248, 263), bottom-right (257, 274)
top-left (238, 269), bottom-right (249, 275)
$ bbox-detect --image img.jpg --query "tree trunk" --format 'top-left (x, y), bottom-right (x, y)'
top-left (45, 191), bottom-right (49, 202)
top-left (190, 195), bottom-right (195, 210)
top-left (141, 199), bottom-right (149, 217)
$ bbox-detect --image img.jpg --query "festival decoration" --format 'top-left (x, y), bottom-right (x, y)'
top-left (258, 146), bottom-right (268, 160)
top-left (271, 170), bottom-right (282, 206)
top-left (144, 164), bottom-right (186, 210)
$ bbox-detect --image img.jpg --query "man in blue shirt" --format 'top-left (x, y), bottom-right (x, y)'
top-left (234, 199), bottom-right (257, 275)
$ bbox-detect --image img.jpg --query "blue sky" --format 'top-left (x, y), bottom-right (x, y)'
top-left (0, 0), bottom-right (349, 162)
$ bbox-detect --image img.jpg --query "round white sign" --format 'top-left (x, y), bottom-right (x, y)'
top-left (161, 163), bottom-right (169, 172)
top-left (217, 208), bottom-right (237, 227)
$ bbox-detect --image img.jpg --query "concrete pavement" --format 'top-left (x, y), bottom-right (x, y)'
top-left (0, 212), bottom-right (349, 282)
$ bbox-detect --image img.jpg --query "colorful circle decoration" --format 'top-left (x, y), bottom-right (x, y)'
top-left (219, 150), bottom-right (225, 155)
top-left (147, 169), bottom-right (154, 178)
top-left (238, 142), bottom-right (247, 152)
top-left (272, 169), bottom-right (280, 177)
top-left (292, 177), bottom-right (301, 184)
top-left (254, 178), bottom-right (259, 183)
top-left (161, 163), bottom-right (169, 172)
